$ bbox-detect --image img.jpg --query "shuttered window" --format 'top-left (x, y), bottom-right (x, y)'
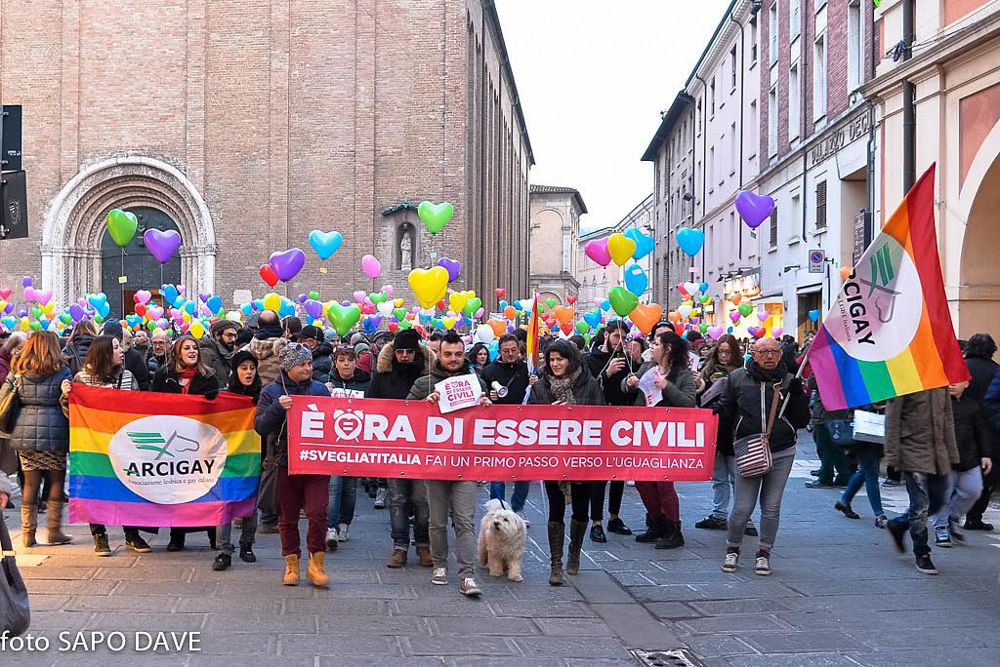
top-left (769, 206), bottom-right (778, 248)
top-left (816, 181), bottom-right (827, 229)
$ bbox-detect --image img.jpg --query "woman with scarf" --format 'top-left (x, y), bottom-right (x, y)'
top-left (151, 334), bottom-right (220, 551)
top-left (526, 339), bottom-right (605, 586)
top-left (467, 343), bottom-right (490, 375)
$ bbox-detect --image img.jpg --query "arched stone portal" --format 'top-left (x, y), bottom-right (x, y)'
top-left (41, 156), bottom-right (216, 308)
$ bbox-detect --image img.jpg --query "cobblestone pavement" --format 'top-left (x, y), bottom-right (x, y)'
top-left (3, 435), bottom-right (998, 666)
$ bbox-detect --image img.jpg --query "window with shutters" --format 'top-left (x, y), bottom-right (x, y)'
top-left (769, 3), bottom-right (778, 65)
top-left (815, 181), bottom-right (827, 229)
top-left (750, 15), bottom-right (758, 65)
top-left (769, 206), bottom-right (778, 249)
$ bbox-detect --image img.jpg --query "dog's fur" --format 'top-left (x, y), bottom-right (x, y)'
top-left (477, 498), bottom-right (527, 582)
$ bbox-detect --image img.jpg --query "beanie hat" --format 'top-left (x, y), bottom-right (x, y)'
top-left (230, 349), bottom-right (258, 371)
top-left (211, 319), bottom-right (238, 337)
top-left (101, 319), bottom-right (124, 340)
top-left (278, 342), bottom-right (313, 371)
top-left (354, 342), bottom-right (371, 357)
top-left (299, 325), bottom-right (324, 343)
top-left (394, 328), bottom-right (421, 352)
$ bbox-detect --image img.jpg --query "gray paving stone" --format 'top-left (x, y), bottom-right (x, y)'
top-left (427, 616), bottom-right (537, 636)
top-left (533, 617), bottom-right (614, 636)
top-left (490, 600), bottom-right (597, 618)
top-left (721, 652), bottom-right (865, 666)
top-left (682, 634), bottom-right (759, 659)
top-left (741, 630), bottom-right (867, 654)
top-left (25, 579), bottom-right (118, 595)
top-left (393, 598), bottom-right (501, 617)
top-left (642, 601), bottom-right (700, 619)
top-left (848, 648), bottom-right (998, 666)
top-left (679, 613), bottom-right (794, 634)
top-left (284, 597), bottom-right (388, 615)
top-left (686, 597), bottom-right (794, 616)
top-left (322, 614), bottom-right (429, 635)
top-left (174, 595), bottom-right (283, 614)
top-left (406, 636), bottom-right (517, 656)
top-left (113, 581), bottom-right (218, 597)
top-left (512, 636), bottom-right (632, 659)
top-left (20, 567), bottom-right (98, 580)
top-left (591, 601), bottom-right (680, 647)
top-left (184, 632), bottom-right (274, 656)
top-left (84, 611), bottom-right (207, 632)
top-left (278, 633), bottom-right (403, 656)
top-left (27, 594), bottom-right (72, 611)
top-left (203, 612), bottom-right (317, 633)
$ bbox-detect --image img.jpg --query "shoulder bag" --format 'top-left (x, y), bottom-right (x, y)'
top-left (733, 381), bottom-right (785, 478)
top-left (826, 418), bottom-right (857, 447)
top-left (0, 375), bottom-right (22, 438)
top-left (0, 513), bottom-right (30, 636)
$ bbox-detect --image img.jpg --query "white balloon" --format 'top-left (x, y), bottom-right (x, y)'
top-left (475, 324), bottom-right (495, 343)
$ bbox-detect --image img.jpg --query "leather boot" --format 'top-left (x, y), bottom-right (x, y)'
top-left (566, 519), bottom-right (587, 575)
top-left (20, 503), bottom-right (37, 548)
top-left (655, 519), bottom-right (686, 549)
top-left (282, 554), bottom-right (300, 586)
top-left (306, 552), bottom-right (330, 588)
top-left (46, 499), bottom-right (72, 545)
top-left (547, 522), bottom-right (565, 586)
top-left (635, 515), bottom-right (668, 543)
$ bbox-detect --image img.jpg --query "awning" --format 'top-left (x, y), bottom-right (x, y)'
top-left (756, 295), bottom-right (784, 305)
top-left (796, 283), bottom-right (822, 295)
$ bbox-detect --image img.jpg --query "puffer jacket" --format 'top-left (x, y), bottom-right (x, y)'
top-left (311, 343), bottom-right (334, 383)
top-left (951, 357), bottom-right (994, 471)
top-left (63, 335), bottom-right (95, 375)
top-left (8, 369), bottom-right (72, 453)
top-left (886, 387), bottom-right (959, 476)
top-left (328, 367), bottom-right (371, 396)
top-left (366, 343), bottom-right (435, 400)
top-left (246, 336), bottom-right (287, 385)
top-left (481, 360), bottom-right (530, 405)
top-left (626, 362), bottom-right (697, 408)
top-left (408, 360), bottom-right (487, 401)
top-left (526, 365), bottom-right (605, 406)
top-left (255, 371), bottom-right (331, 466)
top-left (715, 363), bottom-right (810, 454)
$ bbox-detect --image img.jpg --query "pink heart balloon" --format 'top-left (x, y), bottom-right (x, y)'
top-left (353, 290), bottom-right (366, 303)
top-left (136, 290), bottom-right (152, 305)
top-left (361, 255), bottom-right (381, 280)
top-left (36, 289), bottom-right (52, 306)
top-left (773, 327), bottom-right (784, 338)
top-left (729, 311), bottom-right (741, 324)
top-left (23, 286), bottom-right (36, 302)
top-left (707, 325), bottom-right (724, 340)
top-left (584, 238), bottom-right (612, 266)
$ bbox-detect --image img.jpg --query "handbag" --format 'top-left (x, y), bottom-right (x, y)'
top-left (0, 375), bottom-right (22, 438)
top-left (733, 382), bottom-right (783, 478)
top-left (826, 418), bottom-right (857, 447)
top-left (0, 514), bottom-right (31, 636)
top-left (853, 410), bottom-right (886, 444)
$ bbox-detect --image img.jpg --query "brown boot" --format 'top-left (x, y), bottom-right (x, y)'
top-left (306, 552), bottom-right (330, 588)
top-left (20, 503), bottom-right (37, 548)
top-left (566, 519), bottom-right (587, 575)
top-left (547, 522), bottom-right (565, 586)
top-left (282, 554), bottom-right (300, 586)
top-left (46, 499), bottom-right (72, 545)
top-left (386, 547), bottom-right (407, 568)
top-left (415, 545), bottom-right (433, 567)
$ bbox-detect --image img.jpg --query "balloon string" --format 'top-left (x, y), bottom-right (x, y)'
top-left (120, 249), bottom-right (126, 320)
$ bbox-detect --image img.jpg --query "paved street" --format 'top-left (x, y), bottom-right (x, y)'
top-left (4, 434), bottom-right (998, 666)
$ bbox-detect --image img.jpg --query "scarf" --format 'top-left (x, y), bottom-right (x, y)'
top-left (178, 367), bottom-right (198, 394)
top-left (747, 360), bottom-right (788, 384)
top-left (547, 367), bottom-right (582, 405)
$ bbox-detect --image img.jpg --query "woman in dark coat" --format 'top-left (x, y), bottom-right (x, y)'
top-left (526, 339), bottom-right (604, 586)
top-left (151, 333), bottom-right (220, 550)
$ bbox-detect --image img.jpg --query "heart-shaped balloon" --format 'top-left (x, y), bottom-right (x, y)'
top-left (734, 190), bottom-right (775, 229)
top-left (262, 293), bottom-right (282, 312)
top-left (307, 230), bottom-right (343, 260)
top-left (376, 301), bottom-right (394, 317)
top-left (773, 327), bottom-right (784, 338)
top-left (23, 287), bottom-right (36, 303)
top-left (808, 309), bottom-right (821, 322)
top-left (189, 320), bottom-right (207, 339)
top-left (437, 257), bottom-right (463, 283)
top-left (408, 267), bottom-right (449, 309)
top-left (417, 201), bottom-right (454, 235)
top-left (676, 227), bottom-right (705, 257)
top-left (503, 306), bottom-right (516, 320)
top-left (567, 295), bottom-right (577, 305)
top-left (607, 233), bottom-right (637, 266)
top-left (463, 297), bottom-right (483, 318)
top-left (143, 228), bottom-right (182, 264)
top-left (738, 303), bottom-right (754, 318)
top-left (707, 325), bottom-right (724, 340)
top-left (608, 287), bottom-right (639, 317)
top-left (624, 264), bottom-right (648, 296)
top-left (584, 238), bottom-right (612, 267)
top-left (630, 302), bottom-right (664, 335)
top-left (583, 310), bottom-right (602, 329)
top-left (106, 209), bottom-right (138, 248)
top-left (677, 304), bottom-right (693, 319)
top-left (729, 311), bottom-right (741, 324)
top-left (88, 293), bottom-right (108, 312)
top-left (0, 289), bottom-right (11, 300)
top-left (259, 265), bottom-right (279, 287)
top-left (623, 227), bottom-right (655, 259)
top-left (205, 295), bottom-right (222, 314)
top-left (553, 306), bottom-right (575, 325)
top-left (575, 321), bottom-right (591, 334)
top-left (268, 248), bottom-right (306, 282)
top-left (361, 254), bottom-right (382, 280)
top-left (327, 303), bottom-right (362, 336)
top-left (494, 288), bottom-right (506, 298)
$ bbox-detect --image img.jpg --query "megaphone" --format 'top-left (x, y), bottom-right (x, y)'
top-left (491, 381), bottom-right (508, 399)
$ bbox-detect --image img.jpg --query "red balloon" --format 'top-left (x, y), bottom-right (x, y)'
top-left (388, 322), bottom-right (399, 333)
top-left (673, 322), bottom-right (685, 336)
top-left (259, 264), bottom-right (279, 288)
top-left (134, 304), bottom-right (146, 317)
top-left (560, 322), bottom-right (573, 336)
top-left (436, 300), bottom-right (447, 311)
top-left (494, 288), bottom-right (506, 298)
top-left (567, 295), bottom-right (577, 305)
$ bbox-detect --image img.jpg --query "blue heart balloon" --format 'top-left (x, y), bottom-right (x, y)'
top-left (624, 227), bottom-right (655, 259)
top-left (623, 264), bottom-right (648, 296)
top-left (600, 299), bottom-right (611, 312)
top-left (97, 302), bottom-right (111, 319)
top-left (184, 300), bottom-right (197, 315)
top-left (499, 300), bottom-right (508, 310)
top-left (207, 295), bottom-right (223, 313)
top-left (240, 303), bottom-right (252, 317)
top-left (279, 301), bottom-right (297, 318)
top-left (88, 293), bottom-right (108, 311)
top-left (162, 285), bottom-right (179, 306)
top-left (252, 299), bottom-right (264, 312)
top-left (808, 309), bottom-right (821, 322)
top-left (583, 310), bottom-right (602, 329)
top-left (676, 227), bottom-right (705, 257)
top-left (699, 282), bottom-right (709, 294)
top-left (307, 230), bottom-right (343, 260)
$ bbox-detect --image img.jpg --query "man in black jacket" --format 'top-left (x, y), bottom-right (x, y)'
top-left (366, 328), bottom-right (435, 568)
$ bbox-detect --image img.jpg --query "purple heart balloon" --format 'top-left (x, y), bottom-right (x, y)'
top-left (69, 304), bottom-right (85, 322)
top-left (437, 257), bottom-right (462, 283)
top-left (297, 293), bottom-right (309, 303)
top-left (268, 248), bottom-right (306, 282)
top-left (198, 292), bottom-right (210, 303)
top-left (143, 229), bottom-right (182, 264)
top-left (370, 315), bottom-right (383, 329)
top-left (734, 190), bottom-right (775, 229)
top-left (304, 299), bottom-right (324, 319)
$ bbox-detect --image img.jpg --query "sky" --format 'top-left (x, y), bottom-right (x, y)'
top-left (494, 0), bottom-right (732, 232)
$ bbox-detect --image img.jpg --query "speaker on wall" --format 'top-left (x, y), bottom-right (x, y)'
top-left (1, 170), bottom-right (28, 240)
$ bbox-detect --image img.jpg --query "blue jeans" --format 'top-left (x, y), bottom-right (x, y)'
top-left (931, 467), bottom-right (983, 529)
top-left (327, 476), bottom-right (358, 528)
top-left (711, 450), bottom-right (734, 519)
top-left (387, 478), bottom-right (429, 549)
top-left (888, 471), bottom-right (949, 557)
top-left (727, 452), bottom-right (795, 550)
top-left (489, 481), bottom-right (530, 512)
top-left (840, 446), bottom-right (884, 515)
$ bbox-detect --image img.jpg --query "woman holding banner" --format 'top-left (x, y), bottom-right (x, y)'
top-left (527, 339), bottom-right (605, 586)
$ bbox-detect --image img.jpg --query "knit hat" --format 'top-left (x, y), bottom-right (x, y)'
top-left (299, 325), bottom-right (324, 343)
top-left (394, 328), bottom-right (421, 352)
top-left (230, 349), bottom-right (258, 371)
top-left (278, 342), bottom-right (313, 371)
top-left (354, 342), bottom-right (371, 357)
top-left (211, 319), bottom-right (238, 337)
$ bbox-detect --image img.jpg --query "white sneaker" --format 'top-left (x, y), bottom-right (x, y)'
top-left (721, 551), bottom-right (739, 573)
top-left (325, 527), bottom-right (339, 549)
top-left (516, 511), bottom-right (531, 527)
top-left (374, 488), bottom-right (387, 509)
top-left (338, 522), bottom-right (350, 542)
top-left (432, 568), bottom-right (448, 585)
top-left (460, 577), bottom-right (481, 597)
top-left (754, 554), bottom-right (771, 576)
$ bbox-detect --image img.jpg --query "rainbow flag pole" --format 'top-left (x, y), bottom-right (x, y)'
top-left (808, 164), bottom-right (969, 410)
top-left (525, 294), bottom-right (540, 376)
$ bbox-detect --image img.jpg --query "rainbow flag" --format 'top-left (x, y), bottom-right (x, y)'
top-left (525, 295), bottom-right (540, 375)
top-left (68, 385), bottom-right (261, 526)
top-left (809, 164), bottom-right (969, 410)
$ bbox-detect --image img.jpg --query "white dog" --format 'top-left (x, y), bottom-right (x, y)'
top-left (477, 498), bottom-right (527, 582)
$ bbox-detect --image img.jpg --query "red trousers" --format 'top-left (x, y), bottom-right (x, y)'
top-left (635, 481), bottom-right (680, 521)
top-left (277, 466), bottom-right (330, 556)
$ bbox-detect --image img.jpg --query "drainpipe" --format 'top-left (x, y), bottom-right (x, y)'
top-left (728, 10), bottom-right (746, 261)
top-left (694, 73), bottom-right (709, 282)
top-left (902, 0), bottom-right (916, 190)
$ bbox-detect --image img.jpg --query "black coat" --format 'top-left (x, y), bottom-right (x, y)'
top-left (328, 368), bottom-right (371, 395)
top-left (715, 363), bottom-right (810, 454)
top-left (585, 348), bottom-right (634, 406)
top-left (365, 342), bottom-right (435, 400)
top-left (151, 366), bottom-right (219, 399)
top-left (526, 367), bottom-right (605, 406)
top-left (8, 369), bottom-right (72, 453)
top-left (311, 343), bottom-right (334, 383)
top-left (953, 357), bottom-right (995, 470)
top-left (124, 347), bottom-right (151, 391)
top-left (481, 360), bottom-right (530, 405)
top-left (63, 335), bottom-right (94, 376)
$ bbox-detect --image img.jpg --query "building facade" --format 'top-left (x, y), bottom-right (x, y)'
top-left (528, 185), bottom-right (586, 306)
top-left (869, 0), bottom-right (1000, 338)
top-left (576, 194), bottom-right (654, 308)
top-left (0, 0), bottom-right (532, 315)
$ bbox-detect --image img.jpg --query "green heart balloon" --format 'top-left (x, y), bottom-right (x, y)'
top-left (30, 321), bottom-right (42, 331)
top-left (59, 313), bottom-right (72, 325)
top-left (463, 297), bottom-right (482, 318)
top-left (698, 294), bottom-right (711, 304)
top-left (738, 303), bottom-right (753, 317)
top-left (398, 319), bottom-right (413, 330)
top-left (94, 314), bottom-right (104, 324)
top-left (106, 208), bottom-right (138, 248)
top-left (31, 307), bottom-right (43, 319)
top-left (370, 292), bottom-right (388, 304)
top-left (147, 321), bottom-right (157, 331)
top-left (393, 307), bottom-right (407, 321)
top-left (417, 201), bottom-right (454, 235)
top-left (608, 287), bottom-right (639, 317)
top-left (327, 303), bottom-right (361, 336)
top-left (546, 298), bottom-right (557, 309)
top-left (699, 323), bottom-right (709, 334)
top-left (308, 291), bottom-right (320, 300)
top-left (575, 321), bottom-right (591, 334)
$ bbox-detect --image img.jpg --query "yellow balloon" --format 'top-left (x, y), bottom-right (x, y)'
top-left (19, 317), bottom-right (29, 331)
top-left (607, 233), bottom-right (637, 266)
top-left (442, 316), bottom-right (457, 330)
top-left (448, 292), bottom-right (468, 313)
top-left (408, 266), bottom-right (449, 309)
top-left (262, 292), bottom-right (281, 312)
top-left (393, 298), bottom-right (404, 308)
top-left (182, 312), bottom-right (192, 323)
top-left (189, 320), bottom-right (206, 339)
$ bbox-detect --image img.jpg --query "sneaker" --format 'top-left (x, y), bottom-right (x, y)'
top-left (914, 554), bottom-right (938, 575)
top-left (809, 469), bottom-right (820, 477)
top-left (754, 552), bottom-right (771, 576)
top-left (459, 577), bottom-right (481, 597)
top-left (695, 516), bottom-right (728, 530)
top-left (948, 517), bottom-right (965, 544)
top-left (590, 524), bottom-right (607, 543)
top-left (93, 533), bottom-right (111, 557)
top-left (744, 524), bottom-right (758, 537)
top-left (606, 517), bottom-right (631, 535)
top-left (166, 540), bottom-right (184, 552)
top-left (431, 567), bottom-right (448, 585)
top-left (124, 534), bottom-right (152, 553)
top-left (516, 511), bottom-right (532, 528)
top-left (326, 527), bottom-right (339, 550)
top-left (934, 525), bottom-right (951, 548)
top-left (835, 501), bottom-right (860, 519)
top-left (212, 553), bottom-right (231, 571)
top-left (882, 478), bottom-right (903, 488)
top-left (721, 550), bottom-right (739, 573)
top-left (338, 522), bottom-right (350, 542)
top-left (964, 518), bottom-right (994, 531)
top-left (887, 519), bottom-right (907, 553)
top-left (239, 545), bottom-right (256, 563)
top-left (374, 488), bottom-right (387, 509)
top-left (804, 480), bottom-right (836, 489)
top-left (387, 548), bottom-right (407, 568)
top-left (875, 515), bottom-right (889, 529)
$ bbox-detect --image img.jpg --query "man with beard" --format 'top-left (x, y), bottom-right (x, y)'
top-left (367, 329), bottom-right (435, 567)
top-left (199, 320), bottom-right (239, 385)
top-left (298, 325), bottom-right (333, 383)
top-left (147, 330), bottom-right (170, 375)
top-left (408, 331), bottom-right (491, 597)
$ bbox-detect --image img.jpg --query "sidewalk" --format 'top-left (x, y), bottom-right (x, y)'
top-left (4, 441), bottom-right (998, 666)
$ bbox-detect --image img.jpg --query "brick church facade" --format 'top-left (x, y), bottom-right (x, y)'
top-left (0, 0), bottom-right (532, 312)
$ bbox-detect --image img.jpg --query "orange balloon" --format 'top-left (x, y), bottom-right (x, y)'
top-left (553, 305), bottom-right (575, 325)
top-left (503, 305), bottom-right (517, 320)
top-left (840, 265), bottom-right (853, 282)
top-left (728, 294), bottom-right (743, 306)
top-left (487, 319), bottom-right (506, 338)
top-left (667, 310), bottom-right (681, 323)
top-left (630, 302), bottom-right (664, 335)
